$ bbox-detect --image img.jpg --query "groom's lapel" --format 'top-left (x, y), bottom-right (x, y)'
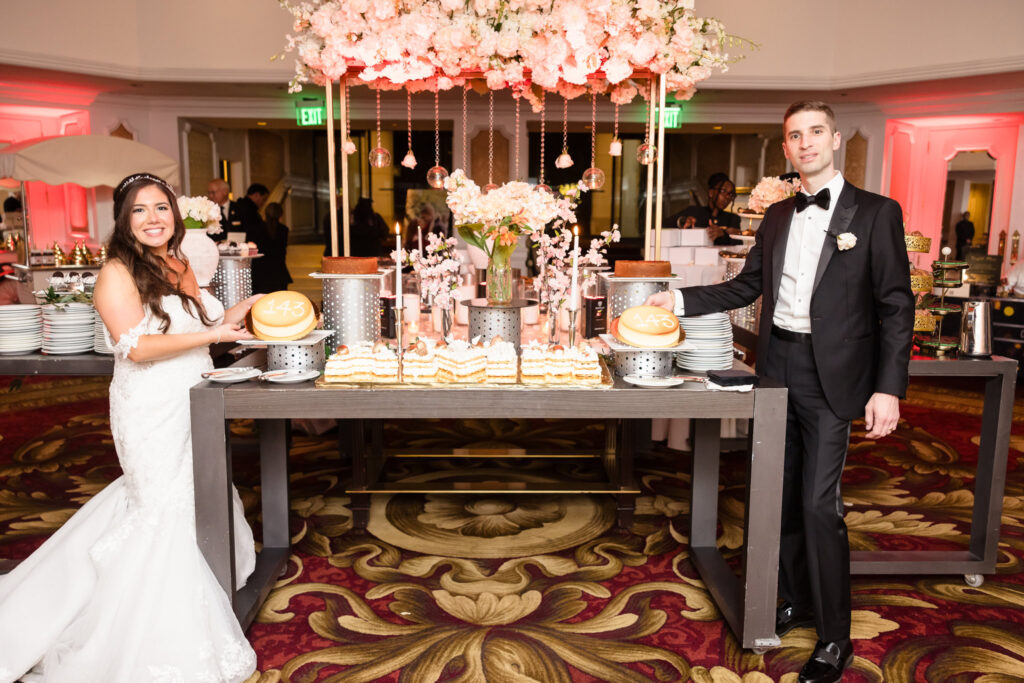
top-left (770, 200), bottom-right (795, 302)
top-left (812, 184), bottom-right (858, 296)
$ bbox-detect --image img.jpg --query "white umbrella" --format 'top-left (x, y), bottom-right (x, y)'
top-left (0, 135), bottom-right (180, 189)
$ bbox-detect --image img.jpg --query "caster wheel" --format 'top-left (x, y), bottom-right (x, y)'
top-left (964, 574), bottom-right (984, 587)
top-left (752, 646), bottom-right (772, 655)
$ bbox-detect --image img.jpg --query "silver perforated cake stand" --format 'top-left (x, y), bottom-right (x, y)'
top-left (211, 254), bottom-right (261, 309)
top-left (600, 273), bottom-right (673, 319)
top-left (313, 271), bottom-right (387, 354)
top-left (464, 298), bottom-right (536, 351)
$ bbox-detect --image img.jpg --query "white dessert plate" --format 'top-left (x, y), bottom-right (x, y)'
top-left (259, 369), bottom-right (321, 383)
top-left (236, 329), bottom-right (334, 346)
top-left (623, 374), bottom-right (692, 388)
top-left (202, 367), bottom-right (261, 383)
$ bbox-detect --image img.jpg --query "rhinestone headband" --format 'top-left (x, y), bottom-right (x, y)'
top-left (114, 173), bottom-right (174, 200)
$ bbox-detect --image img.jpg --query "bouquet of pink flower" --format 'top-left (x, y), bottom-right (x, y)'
top-left (747, 176), bottom-right (802, 214)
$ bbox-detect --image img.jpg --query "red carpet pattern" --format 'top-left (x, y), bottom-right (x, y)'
top-left (2, 376), bottom-right (1024, 682)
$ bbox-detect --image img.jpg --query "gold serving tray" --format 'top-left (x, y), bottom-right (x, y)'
top-left (315, 359), bottom-right (614, 390)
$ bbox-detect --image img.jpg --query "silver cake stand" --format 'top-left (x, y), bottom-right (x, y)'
top-left (463, 298), bottom-right (537, 351)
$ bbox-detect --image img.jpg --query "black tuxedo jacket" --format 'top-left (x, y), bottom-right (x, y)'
top-left (680, 182), bottom-right (914, 420)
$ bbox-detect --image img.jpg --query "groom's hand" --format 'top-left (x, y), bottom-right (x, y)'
top-left (864, 392), bottom-right (899, 439)
top-left (645, 291), bottom-right (675, 311)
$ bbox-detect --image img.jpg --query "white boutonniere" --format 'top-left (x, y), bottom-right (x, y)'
top-left (836, 232), bottom-right (857, 251)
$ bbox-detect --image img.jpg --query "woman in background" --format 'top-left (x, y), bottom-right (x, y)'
top-left (262, 201), bottom-right (293, 292)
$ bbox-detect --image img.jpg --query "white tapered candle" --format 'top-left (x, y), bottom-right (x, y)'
top-left (570, 225), bottom-right (580, 310)
top-left (395, 223), bottom-right (403, 308)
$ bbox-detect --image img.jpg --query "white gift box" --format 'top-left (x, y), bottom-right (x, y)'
top-left (678, 229), bottom-right (712, 247)
top-left (693, 247), bottom-right (720, 266)
top-left (667, 246), bottom-right (694, 264)
top-left (659, 229), bottom-right (683, 247)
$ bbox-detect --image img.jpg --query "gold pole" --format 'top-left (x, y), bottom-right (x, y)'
top-left (338, 76), bottom-right (351, 257)
top-left (643, 76), bottom-right (656, 261)
top-left (325, 78), bottom-right (339, 258)
top-left (654, 74), bottom-right (667, 260)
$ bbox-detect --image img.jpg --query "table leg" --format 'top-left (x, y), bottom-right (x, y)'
top-left (690, 419), bottom-right (721, 548)
top-left (741, 389), bottom-right (786, 649)
top-left (191, 384), bottom-right (235, 600)
top-left (971, 370), bottom-right (1015, 567)
top-left (259, 419), bottom-right (291, 548)
top-left (347, 418), bottom-right (369, 529)
top-left (615, 420), bottom-right (634, 529)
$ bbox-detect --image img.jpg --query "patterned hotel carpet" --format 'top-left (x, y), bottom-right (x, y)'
top-left (2, 375), bottom-right (1024, 682)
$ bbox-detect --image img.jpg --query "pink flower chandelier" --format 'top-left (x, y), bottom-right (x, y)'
top-left (280, 0), bottom-right (733, 105)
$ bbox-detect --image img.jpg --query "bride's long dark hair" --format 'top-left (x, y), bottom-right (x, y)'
top-left (107, 173), bottom-right (214, 333)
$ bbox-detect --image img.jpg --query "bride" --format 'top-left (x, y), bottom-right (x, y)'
top-left (0, 173), bottom-right (262, 682)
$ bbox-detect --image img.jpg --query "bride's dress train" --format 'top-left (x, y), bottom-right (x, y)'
top-left (0, 293), bottom-right (256, 682)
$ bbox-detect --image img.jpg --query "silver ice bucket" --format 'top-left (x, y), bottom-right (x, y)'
top-left (320, 273), bottom-right (384, 354)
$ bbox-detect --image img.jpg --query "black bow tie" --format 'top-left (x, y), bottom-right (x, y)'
top-left (795, 188), bottom-right (831, 212)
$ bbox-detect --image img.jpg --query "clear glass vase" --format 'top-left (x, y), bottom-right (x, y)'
top-left (547, 302), bottom-right (562, 345)
top-left (486, 244), bottom-right (516, 305)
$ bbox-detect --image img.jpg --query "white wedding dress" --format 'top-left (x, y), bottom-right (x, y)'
top-left (0, 292), bottom-right (257, 682)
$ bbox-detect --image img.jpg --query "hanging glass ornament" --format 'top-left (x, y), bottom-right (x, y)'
top-left (370, 87), bottom-right (391, 168)
top-left (636, 143), bottom-right (656, 165)
top-left (427, 166), bottom-right (448, 189)
top-left (535, 184), bottom-right (552, 194)
top-left (370, 147), bottom-right (392, 168)
top-left (426, 89), bottom-right (448, 188)
top-left (342, 80), bottom-right (357, 155)
top-left (581, 90), bottom-right (605, 190)
top-left (582, 167), bottom-right (605, 190)
top-left (483, 183), bottom-right (499, 193)
top-left (555, 151), bottom-right (574, 168)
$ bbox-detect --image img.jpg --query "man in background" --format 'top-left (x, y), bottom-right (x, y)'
top-left (665, 172), bottom-right (742, 246)
top-left (206, 179), bottom-right (237, 241)
top-left (955, 211), bottom-right (975, 261)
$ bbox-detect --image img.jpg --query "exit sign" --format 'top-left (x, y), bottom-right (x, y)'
top-left (296, 106), bottom-right (326, 126)
top-left (657, 106), bottom-right (681, 128)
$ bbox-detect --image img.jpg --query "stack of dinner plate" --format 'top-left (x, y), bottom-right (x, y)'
top-left (41, 303), bottom-right (96, 355)
top-left (93, 309), bottom-right (114, 354)
top-left (676, 312), bottom-right (734, 371)
top-left (0, 304), bottom-right (43, 355)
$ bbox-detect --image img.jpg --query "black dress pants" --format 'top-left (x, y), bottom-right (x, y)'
top-left (764, 331), bottom-right (852, 642)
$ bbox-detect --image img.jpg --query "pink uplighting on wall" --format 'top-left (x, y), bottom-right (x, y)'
top-left (0, 103), bottom-right (92, 248)
top-left (882, 112), bottom-right (1024, 274)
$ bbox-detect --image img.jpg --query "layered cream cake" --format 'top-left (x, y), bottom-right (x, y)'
top-left (546, 344), bottom-right (572, 383)
top-left (437, 338), bottom-right (486, 383)
top-left (324, 342), bottom-right (374, 382)
top-left (520, 341), bottom-right (548, 384)
top-left (402, 338), bottom-right (438, 382)
top-left (484, 335), bottom-right (518, 383)
top-left (371, 341), bottom-right (399, 382)
top-left (571, 342), bottom-right (602, 384)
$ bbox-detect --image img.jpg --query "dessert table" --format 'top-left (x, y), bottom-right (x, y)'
top-left (189, 375), bottom-right (790, 649)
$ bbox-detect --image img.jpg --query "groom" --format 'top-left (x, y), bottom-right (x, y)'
top-left (647, 101), bottom-right (914, 682)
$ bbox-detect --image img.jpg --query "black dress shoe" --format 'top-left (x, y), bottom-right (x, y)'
top-left (798, 639), bottom-right (853, 683)
top-left (776, 601), bottom-right (815, 637)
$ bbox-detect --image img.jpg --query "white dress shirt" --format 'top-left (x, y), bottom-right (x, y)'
top-left (772, 171), bottom-right (846, 333)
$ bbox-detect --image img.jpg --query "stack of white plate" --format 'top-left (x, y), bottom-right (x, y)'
top-left (676, 312), bottom-right (734, 371)
top-left (93, 309), bottom-right (114, 354)
top-left (41, 303), bottom-right (96, 355)
top-left (0, 304), bottom-right (43, 355)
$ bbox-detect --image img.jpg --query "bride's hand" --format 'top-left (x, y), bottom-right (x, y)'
top-left (213, 322), bottom-right (254, 344)
top-left (223, 293), bottom-right (265, 325)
